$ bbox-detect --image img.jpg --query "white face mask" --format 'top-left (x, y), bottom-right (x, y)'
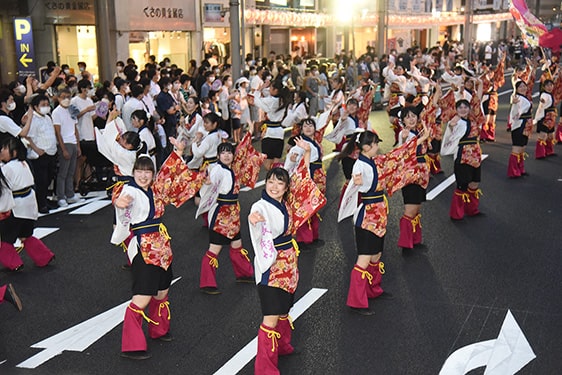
top-left (7, 102), bottom-right (16, 112)
top-left (101, 98), bottom-right (110, 104)
top-left (79, 67), bottom-right (85, 72)
top-left (64, 69), bottom-right (70, 75)
top-left (39, 106), bottom-right (51, 115)
top-left (124, 86), bottom-right (131, 94)
top-left (88, 88), bottom-right (95, 97)
top-left (60, 98), bottom-right (71, 107)
top-left (16, 85), bottom-right (26, 94)
top-left (117, 66), bottom-right (123, 72)
top-left (173, 82), bottom-right (181, 90)
top-left (209, 77), bottom-right (215, 83)
top-left (166, 84), bottom-right (172, 91)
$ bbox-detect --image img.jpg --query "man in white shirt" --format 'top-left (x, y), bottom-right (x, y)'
top-left (121, 84), bottom-right (145, 132)
top-left (52, 89), bottom-right (81, 207)
top-left (26, 94), bottom-right (58, 213)
top-left (71, 79), bottom-right (97, 193)
top-left (114, 79), bottom-right (130, 113)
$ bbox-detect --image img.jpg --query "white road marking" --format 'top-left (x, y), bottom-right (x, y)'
top-left (14, 228), bottom-right (59, 248)
top-left (39, 192), bottom-right (108, 217)
top-left (214, 288), bottom-right (328, 375)
top-left (426, 154), bottom-right (489, 201)
top-left (439, 310), bottom-right (535, 374)
top-left (240, 152), bottom-right (339, 192)
top-left (16, 277), bottom-right (182, 369)
top-left (69, 199), bottom-right (112, 215)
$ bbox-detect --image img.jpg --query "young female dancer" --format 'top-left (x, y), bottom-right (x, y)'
top-left (113, 137), bottom-right (198, 360)
top-left (0, 136), bottom-right (55, 271)
top-left (507, 81), bottom-right (533, 177)
top-left (339, 128), bottom-right (429, 315)
top-left (198, 142), bottom-right (254, 294)
top-left (397, 108), bottom-right (430, 250)
top-left (248, 138), bottom-right (326, 374)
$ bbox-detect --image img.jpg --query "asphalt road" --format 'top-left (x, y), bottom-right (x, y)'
top-left (1, 78), bottom-right (562, 375)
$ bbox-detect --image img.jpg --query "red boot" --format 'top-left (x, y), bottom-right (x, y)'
top-left (296, 219), bottom-right (314, 244)
top-left (546, 139), bottom-right (556, 156)
top-left (200, 251), bottom-right (219, 289)
top-left (412, 214), bottom-right (422, 245)
top-left (0, 242), bottom-right (24, 271)
top-left (201, 212), bottom-right (209, 228)
top-left (535, 140), bottom-right (547, 159)
top-left (450, 189), bottom-right (468, 220)
top-left (229, 246), bottom-right (254, 279)
top-left (507, 153), bottom-right (521, 178)
top-left (466, 188), bottom-right (482, 216)
top-left (397, 215), bottom-right (414, 249)
top-left (255, 324), bottom-right (280, 375)
top-left (310, 214), bottom-right (320, 242)
top-left (22, 237), bottom-right (54, 267)
top-left (556, 124), bottom-right (562, 143)
top-left (122, 302), bottom-right (148, 352)
top-left (277, 316), bottom-right (294, 356)
top-left (147, 295), bottom-right (171, 340)
top-left (346, 265), bottom-right (372, 309)
top-left (366, 262), bottom-right (383, 299)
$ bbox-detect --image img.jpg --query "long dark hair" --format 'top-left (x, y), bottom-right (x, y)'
top-left (1, 136), bottom-right (27, 161)
top-left (131, 109), bottom-right (154, 132)
top-left (339, 131), bottom-right (381, 159)
top-left (265, 167), bottom-right (290, 201)
top-left (271, 79), bottom-right (292, 114)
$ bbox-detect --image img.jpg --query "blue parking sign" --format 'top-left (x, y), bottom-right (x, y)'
top-left (13, 17), bottom-right (37, 77)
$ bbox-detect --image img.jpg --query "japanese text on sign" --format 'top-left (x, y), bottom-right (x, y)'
top-left (143, 7), bottom-right (184, 19)
top-left (45, 1), bottom-right (92, 10)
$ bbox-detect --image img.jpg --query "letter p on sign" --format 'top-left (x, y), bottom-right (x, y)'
top-left (14, 19), bottom-right (31, 41)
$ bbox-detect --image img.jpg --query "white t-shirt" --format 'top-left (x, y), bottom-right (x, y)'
top-left (121, 97), bottom-right (144, 132)
top-left (0, 113), bottom-right (22, 137)
top-left (71, 96), bottom-right (95, 141)
top-left (52, 105), bottom-right (77, 144)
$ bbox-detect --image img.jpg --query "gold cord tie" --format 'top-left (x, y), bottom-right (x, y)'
top-left (260, 325), bottom-right (281, 352)
top-left (455, 190), bottom-right (470, 203)
top-left (207, 253), bottom-right (219, 268)
top-left (128, 304), bottom-right (159, 325)
top-left (158, 301), bottom-right (171, 320)
top-left (353, 266), bottom-right (373, 284)
top-left (240, 248), bottom-right (251, 263)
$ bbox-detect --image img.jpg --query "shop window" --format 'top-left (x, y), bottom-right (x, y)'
top-left (55, 25), bottom-right (98, 80)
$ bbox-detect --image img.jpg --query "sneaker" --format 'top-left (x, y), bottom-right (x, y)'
top-left (57, 199), bottom-right (69, 207)
top-left (66, 195), bottom-right (80, 204)
top-left (200, 287), bottom-right (221, 295)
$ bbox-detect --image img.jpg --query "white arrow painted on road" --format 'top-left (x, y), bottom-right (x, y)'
top-left (214, 287), bottom-right (328, 375)
top-left (16, 277), bottom-right (182, 369)
top-left (439, 310), bottom-right (535, 375)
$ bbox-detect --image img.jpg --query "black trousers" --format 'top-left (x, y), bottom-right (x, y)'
top-left (30, 154), bottom-right (57, 210)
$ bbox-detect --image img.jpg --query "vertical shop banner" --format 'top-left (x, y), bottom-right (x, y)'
top-left (13, 17), bottom-right (36, 77)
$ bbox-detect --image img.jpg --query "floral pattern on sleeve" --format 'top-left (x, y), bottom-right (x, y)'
top-left (153, 152), bottom-right (204, 208)
top-left (232, 132), bottom-right (266, 189)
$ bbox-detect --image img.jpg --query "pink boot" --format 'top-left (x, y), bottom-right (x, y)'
top-left (466, 188), bottom-right (482, 216)
top-left (255, 324), bottom-right (280, 375)
top-left (147, 295), bottom-right (171, 339)
top-left (199, 251), bottom-right (218, 289)
top-left (346, 265), bottom-right (372, 309)
top-left (229, 246), bottom-right (254, 279)
top-left (546, 139), bottom-right (556, 156)
top-left (122, 302), bottom-right (148, 352)
top-left (296, 219), bottom-right (314, 244)
top-left (535, 140), bottom-right (547, 159)
top-left (277, 316), bottom-right (294, 356)
top-left (507, 153), bottom-right (521, 178)
top-left (397, 215), bottom-right (415, 249)
top-left (366, 262), bottom-right (383, 299)
top-left (0, 242), bottom-right (24, 271)
top-left (450, 189), bottom-right (468, 220)
top-left (518, 152), bottom-right (527, 175)
top-left (22, 237), bottom-right (55, 267)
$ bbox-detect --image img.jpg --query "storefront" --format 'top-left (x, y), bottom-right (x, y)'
top-left (202, 2), bottom-right (231, 65)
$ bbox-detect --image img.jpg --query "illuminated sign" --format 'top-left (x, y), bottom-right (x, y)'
top-left (13, 17), bottom-right (37, 77)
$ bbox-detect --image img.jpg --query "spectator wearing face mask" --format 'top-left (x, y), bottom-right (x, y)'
top-left (71, 79), bottom-right (97, 191)
top-left (0, 89), bottom-right (32, 143)
top-left (26, 94), bottom-right (58, 213)
top-left (156, 76), bottom-right (180, 144)
top-left (114, 61), bottom-right (126, 80)
top-left (114, 79), bottom-right (130, 113)
top-left (200, 71), bottom-right (216, 100)
top-left (8, 80), bottom-right (27, 124)
top-left (121, 84), bottom-right (146, 132)
top-left (52, 88), bottom-right (81, 208)
top-left (77, 61), bottom-right (92, 83)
